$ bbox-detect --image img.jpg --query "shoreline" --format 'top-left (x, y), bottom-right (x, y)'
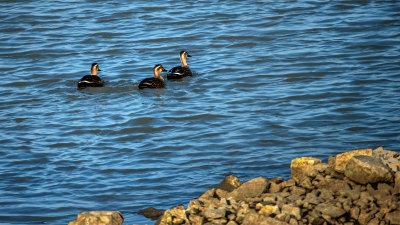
top-left (69, 147), bottom-right (400, 225)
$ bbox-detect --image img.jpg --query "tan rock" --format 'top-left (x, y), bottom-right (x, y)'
top-left (385, 210), bottom-right (400, 225)
top-left (226, 177), bottom-right (268, 201)
top-left (281, 204), bottom-right (301, 220)
top-left (290, 157), bottom-right (322, 181)
top-left (314, 203), bottom-right (346, 218)
top-left (315, 178), bottom-right (351, 193)
top-left (345, 155), bottom-right (394, 184)
top-left (372, 147), bottom-right (400, 173)
top-left (334, 148), bottom-right (372, 173)
top-left (68, 211), bottom-right (123, 225)
top-left (242, 211), bottom-right (289, 225)
top-left (256, 203), bottom-right (280, 215)
top-left (156, 205), bottom-right (189, 225)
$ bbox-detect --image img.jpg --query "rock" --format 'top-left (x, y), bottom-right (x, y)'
top-left (304, 192), bottom-right (320, 205)
top-left (235, 203), bottom-right (250, 224)
top-left (385, 210), bottom-right (400, 225)
top-left (216, 188), bottom-right (228, 199)
top-left (373, 147), bottom-right (400, 172)
top-left (226, 177), bottom-right (268, 201)
top-left (289, 217), bottom-right (298, 225)
top-left (298, 176), bottom-right (313, 190)
top-left (256, 204), bottom-right (280, 215)
top-left (138, 207), bottom-right (165, 220)
top-left (338, 189), bottom-right (361, 201)
top-left (203, 208), bottom-right (227, 220)
top-left (350, 207), bottom-right (360, 220)
top-left (199, 188), bottom-right (216, 199)
top-left (334, 148), bottom-right (373, 173)
top-left (315, 177), bottom-right (351, 193)
top-left (358, 209), bottom-right (376, 225)
top-left (290, 157), bottom-right (322, 181)
top-left (68, 211), bottom-right (123, 225)
top-left (318, 189), bottom-right (334, 201)
top-left (269, 182), bottom-right (282, 193)
top-left (368, 217), bottom-right (380, 225)
top-left (218, 175), bottom-right (242, 192)
top-left (227, 221), bottom-right (238, 225)
top-left (314, 203), bottom-right (346, 218)
top-left (242, 211), bottom-right (289, 225)
top-left (270, 177), bottom-right (284, 184)
top-left (281, 204), bottom-right (301, 220)
top-left (156, 205), bottom-right (189, 225)
top-left (345, 155), bottom-right (394, 184)
top-left (188, 214), bottom-right (204, 225)
top-left (187, 199), bottom-right (202, 214)
top-left (395, 172), bottom-right (400, 195)
top-left (290, 186), bottom-right (306, 195)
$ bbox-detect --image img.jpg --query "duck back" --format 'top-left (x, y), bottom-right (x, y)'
top-left (167, 66), bottom-right (192, 80)
top-left (138, 78), bottom-right (165, 89)
top-left (77, 75), bottom-right (104, 88)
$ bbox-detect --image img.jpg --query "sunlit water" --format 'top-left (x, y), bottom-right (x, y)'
top-left (0, 0), bottom-right (399, 224)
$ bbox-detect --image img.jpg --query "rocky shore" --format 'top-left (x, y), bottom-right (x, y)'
top-left (68, 147), bottom-right (400, 225)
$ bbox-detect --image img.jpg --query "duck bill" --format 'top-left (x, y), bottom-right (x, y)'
top-left (187, 54), bottom-right (192, 57)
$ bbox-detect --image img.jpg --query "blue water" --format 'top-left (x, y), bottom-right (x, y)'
top-left (0, 0), bottom-right (399, 224)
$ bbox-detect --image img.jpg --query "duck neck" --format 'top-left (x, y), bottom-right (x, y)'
top-left (90, 67), bottom-right (98, 76)
top-left (180, 55), bottom-right (188, 67)
top-left (153, 69), bottom-right (164, 81)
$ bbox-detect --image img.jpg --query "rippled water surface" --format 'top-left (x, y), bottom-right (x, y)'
top-left (0, 0), bottom-right (399, 224)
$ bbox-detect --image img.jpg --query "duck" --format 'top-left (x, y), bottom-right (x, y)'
top-left (167, 51), bottom-right (192, 80)
top-left (77, 63), bottom-right (104, 88)
top-left (138, 64), bottom-right (167, 89)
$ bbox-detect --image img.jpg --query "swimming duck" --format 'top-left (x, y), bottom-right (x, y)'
top-left (167, 51), bottom-right (192, 80)
top-left (138, 64), bottom-right (167, 89)
top-left (77, 63), bottom-right (104, 88)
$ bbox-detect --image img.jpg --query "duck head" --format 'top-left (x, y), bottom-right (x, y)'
top-left (179, 51), bottom-right (192, 67)
top-left (90, 63), bottom-right (101, 76)
top-left (153, 64), bottom-right (167, 81)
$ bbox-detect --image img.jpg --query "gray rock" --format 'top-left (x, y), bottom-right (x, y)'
top-left (203, 208), bottom-right (227, 219)
top-left (226, 177), bottom-right (268, 201)
top-left (345, 155), bottom-right (394, 184)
